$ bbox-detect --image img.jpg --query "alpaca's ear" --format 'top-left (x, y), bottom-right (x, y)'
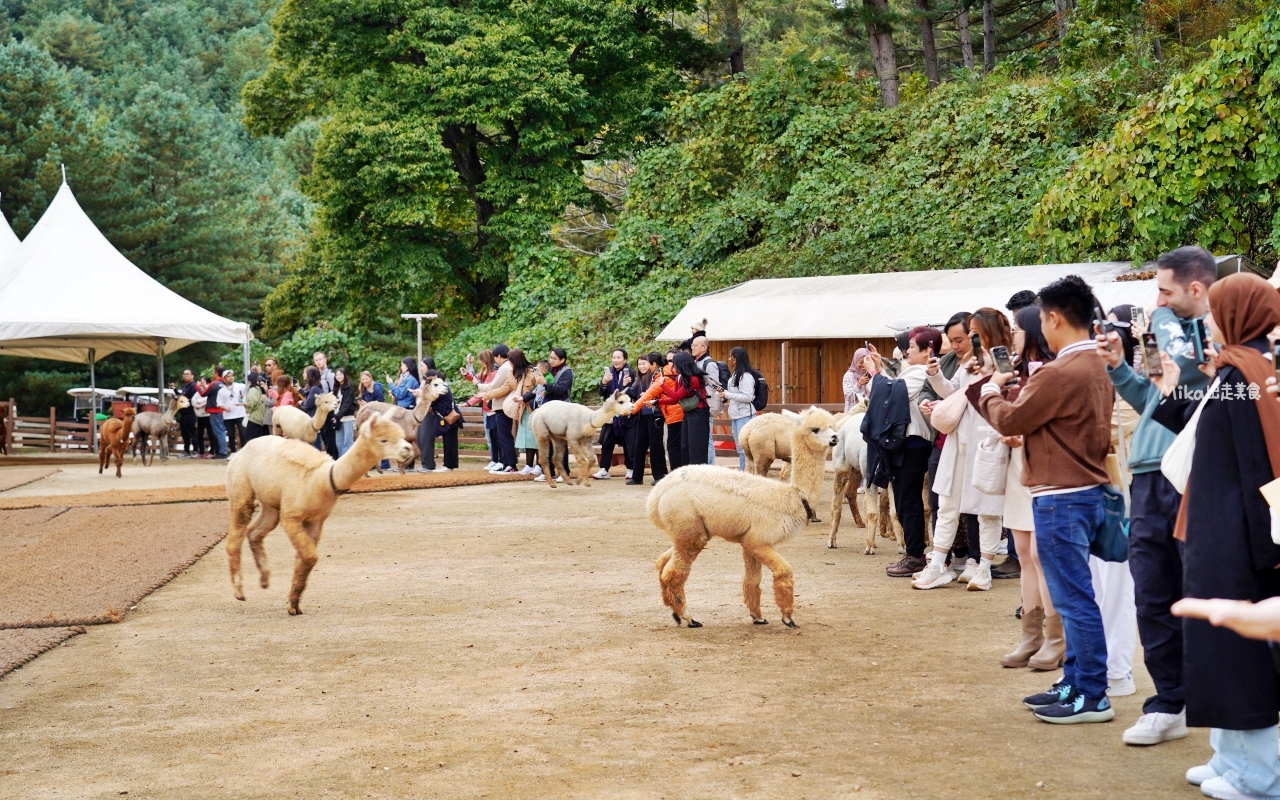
top-left (378, 408), bottom-right (396, 423)
top-left (781, 409), bottom-right (801, 421)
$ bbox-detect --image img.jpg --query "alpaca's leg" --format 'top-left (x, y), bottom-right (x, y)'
top-left (246, 504), bottom-right (279, 589)
top-left (864, 484), bottom-right (880, 555)
top-left (742, 548), bottom-right (766, 623)
top-left (281, 516), bottom-right (320, 615)
top-left (226, 496), bottom-right (257, 601)
top-left (538, 437), bottom-right (557, 489)
top-left (751, 543), bottom-right (797, 627)
top-left (752, 454), bottom-right (771, 477)
top-left (829, 468), bottom-right (849, 549)
top-left (658, 540), bottom-right (706, 627)
top-left (887, 483), bottom-right (905, 553)
top-left (849, 468), bottom-right (866, 528)
top-left (98, 441), bottom-right (107, 474)
top-left (779, 461), bottom-right (791, 482)
top-left (921, 482), bottom-right (933, 549)
top-left (572, 438), bottom-right (594, 486)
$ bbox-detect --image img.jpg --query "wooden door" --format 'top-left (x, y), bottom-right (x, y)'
top-left (784, 342), bottom-right (821, 405)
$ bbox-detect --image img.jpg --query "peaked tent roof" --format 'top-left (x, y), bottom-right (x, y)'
top-left (657, 261), bottom-right (1164, 341)
top-left (0, 199), bottom-right (18, 264)
top-left (0, 181), bottom-right (252, 363)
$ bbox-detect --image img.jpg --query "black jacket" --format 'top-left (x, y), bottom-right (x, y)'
top-left (334, 385), bottom-right (356, 419)
top-left (861, 373), bottom-right (911, 488)
top-left (545, 366), bottom-right (574, 403)
top-left (1153, 354), bottom-right (1280, 730)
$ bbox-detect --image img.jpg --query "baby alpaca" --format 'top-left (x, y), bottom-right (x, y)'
top-left (273, 393), bottom-right (338, 442)
top-left (225, 410), bottom-right (413, 615)
top-left (648, 409), bottom-right (838, 628)
top-left (529, 391), bottom-right (636, 487)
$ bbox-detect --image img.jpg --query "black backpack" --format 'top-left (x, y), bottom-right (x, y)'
top-left (750, 370), bottom-right (768, 411)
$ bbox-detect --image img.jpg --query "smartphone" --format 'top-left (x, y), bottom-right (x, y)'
top-left (1132, 307), bottom-right (1146, 331)
top-left (970, 333), bottom-right (983, 365)
top-left (1273, 341), bottom-right (1280, 384)
top-left (1142, 333), bottom-right (1163, 379)
top-left (1189, 318), bottom-right (1208, 363)
top-left (989, 346), bottom-right (1014, 374)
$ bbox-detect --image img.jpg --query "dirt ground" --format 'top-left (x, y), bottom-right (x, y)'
top-left (0, 463), bottom-right (1206, 799)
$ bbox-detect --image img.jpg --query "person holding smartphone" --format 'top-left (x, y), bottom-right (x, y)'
top-left (1095, 246), bottom-right (1216, 748)
top-left (843, 348), bottom-right (872, 411)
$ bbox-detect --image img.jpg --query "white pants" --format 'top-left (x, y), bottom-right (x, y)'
top-left (933, 444), bottom-right (1001, 555)
top-left (1089, 555), bottom-right (1137, 681)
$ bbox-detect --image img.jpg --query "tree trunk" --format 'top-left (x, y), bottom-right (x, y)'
top-left (917, 0), bottom-right (940, 88)
top-left (863, 0), bottom-right (899, 108)
top-left (724, 0), bottom-right (744, 74)
top-left (982, 0), bottom-right (995, 74)
top-left (957, 3), bottom-right (974, 69)
top-left (441, 122), bottom-right (495, 251)
top-left (1053, 0), bottom-right (1067, 41)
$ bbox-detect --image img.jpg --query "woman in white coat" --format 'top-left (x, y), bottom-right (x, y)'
top-left (913, 307), bottom-right (1012, 592)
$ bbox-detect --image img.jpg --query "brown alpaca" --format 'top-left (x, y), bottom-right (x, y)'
top-left (647, 408), bottom-right (839, 628)
top-left (354, 376), bottom-right (448, 474)
top-left (224, 410), bottom-right (413, 615)
top-left (98, 408), bottom-right (137, 478)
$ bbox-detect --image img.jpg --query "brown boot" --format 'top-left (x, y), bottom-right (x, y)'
top-left (1001, 606), bottom-right (1044, 668)
top-left (1028, 613), bottom-right (1065, 670)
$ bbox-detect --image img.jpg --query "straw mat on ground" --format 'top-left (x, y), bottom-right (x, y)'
top-left (0, 627), bottom-right (84, 677)
top-left (0, 469), bottom-right (529, 510)
top-left (0, 502), bottom-right (225, 630)
top-left (0, 467), bottom-right (59, 492)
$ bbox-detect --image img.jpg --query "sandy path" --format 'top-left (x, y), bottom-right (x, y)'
top-left (0, 477), bottom-right (1201, 799)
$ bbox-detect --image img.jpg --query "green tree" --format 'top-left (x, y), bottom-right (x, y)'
top-left (244, 0), bottom-right (712, 337)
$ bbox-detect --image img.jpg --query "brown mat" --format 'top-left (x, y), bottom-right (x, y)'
top-left (0, 467), bottom-right (60, 492)
top-left (0, 470), bottom-right (530, 510)
top-left (0, 503), bottom-right (226, 629)
top-left (0, 627), bottom-right (85, 677)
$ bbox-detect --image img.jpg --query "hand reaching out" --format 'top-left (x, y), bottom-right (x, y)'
top-left (1172, 597), bottom-right (1280, 641)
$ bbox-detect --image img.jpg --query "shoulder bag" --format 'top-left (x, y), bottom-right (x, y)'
top-left (930, 388), bottom-right (968, 435)
top-left (1160, 378), bottom-right (1219, 495)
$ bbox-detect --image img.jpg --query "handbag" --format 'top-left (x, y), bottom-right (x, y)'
top-left (930, 388), bottom-right (969, 435)
top-left (678, 394), bottom-right (701, 413)
top-left (1160, 377), bottom-right (1219, 494)
top-left (442, 406), bottom-right (461, 426)
top-left (1092, 484), bottom-right (1130, 562)
top-left (972, 434), bottom-right (1010, 495)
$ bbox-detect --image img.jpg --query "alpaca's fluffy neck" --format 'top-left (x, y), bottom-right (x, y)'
top-left (788, 435), bottom-right (825, 504)
top-left (330, 434), bottom-right (382, 491)
top-left (310, 402), bottom-right (329, 431)
top-left (162, 397), bottom-right (182, 425)
top-left (590, 401), bottom-right (620, 430)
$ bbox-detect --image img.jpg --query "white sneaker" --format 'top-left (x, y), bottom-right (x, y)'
top-left (483, 461), bottom-right (497, 471)
top-left (1125, 709), bottom-right (1188, 746)
top-left (1187, 764), bottom-right (1218, 786)
top-left (487, 463), bottom-right (507, 472)
top-left (432, 466), bottom-right (451, 473)
top-left (966, 562), bottom-right (992, 591)
top-left (912, 563), bottom-right (955, 590)
top-left (593, 469), bottom-right (611, 480)
top-left (1107, 674), bottom-right (1136, 697)
top-left (518, 465), bottom-right (534, 475)
top-left (534, 474), bottom-right (546, 482)
top-left (1200, 776), bottom-right (1251, 799)
top-left (625, 469), bottom-right (633, 479)
top-left (957, 559), bottom-right (978, 583)
top-left (530, 465), bottom-right (543, 477)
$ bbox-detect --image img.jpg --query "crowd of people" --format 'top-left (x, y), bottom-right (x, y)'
top-left (854, 246), bottom-right (1280, 800)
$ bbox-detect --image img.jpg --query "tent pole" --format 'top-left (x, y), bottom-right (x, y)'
top-left (242, 330), bottom-right (251, 379)
top-left (781, 341), bottom-right (787, 405)
top-left (89, 348), bottom-right (97, 455)
top-left (157, 338), bottom-right (165, 407)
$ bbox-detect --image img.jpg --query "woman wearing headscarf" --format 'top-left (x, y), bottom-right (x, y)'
top-left (1151, 273), bottom-right (1280, 800)
top-left (843, 349), bottom-right (871, 411)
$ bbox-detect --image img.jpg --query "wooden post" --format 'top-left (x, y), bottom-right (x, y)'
top-left (5, 398), bottom-right (13, 453)
top-left (49, 406), bottom-right (56, 452)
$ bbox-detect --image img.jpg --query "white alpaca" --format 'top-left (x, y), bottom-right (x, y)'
top-left (828, 410), bottom-right (927, 554)
top-left (132, 394), bottom-right (191, 464)
top-left (529, 391), bottom-right (636, 487)
top-left (648, 407), bottom-right (838, 628)
top-left (739, 410), bottom-right (848, 483)
top-left (272, 393), bottom-right (338, 442)
top-left (225, 410), bottom-right (414, 615)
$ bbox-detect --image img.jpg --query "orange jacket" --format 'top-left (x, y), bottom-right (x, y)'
top-left (638, 368), bottom-right (684, 424)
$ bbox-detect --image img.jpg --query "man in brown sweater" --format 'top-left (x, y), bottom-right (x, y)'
top-left (967, 274), bottom-right (1116, 725)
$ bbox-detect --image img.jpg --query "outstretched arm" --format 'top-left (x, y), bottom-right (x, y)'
top-left (1173, 597), bottom-right (1280, 641)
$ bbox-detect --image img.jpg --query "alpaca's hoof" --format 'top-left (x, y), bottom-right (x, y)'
top-left (686, 619), bottom-right (702, 628)
top-left (827, 542), bottom-right (836, 549)
top-left (288, 605), bottom-right (301, 616)
top-left (671, 612), bottom-right (681, 625)
top-left (753, 618), bottom-right (768, 625)
top-left (783, 619), bottom-right (798, 628)
top-left (260, 572), bottom-right (270, 589)
top-left (864, 547), bottom-right (875, 555)
top-left (234, 590), bottom-right (245, 601)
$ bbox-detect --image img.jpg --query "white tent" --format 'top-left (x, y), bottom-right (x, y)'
top-left (657, 261), bottom-right (1163, 341)
top-left (0, 180), bottom-right (252, 362)
top-left (0, 178), bottom-right (253, 451)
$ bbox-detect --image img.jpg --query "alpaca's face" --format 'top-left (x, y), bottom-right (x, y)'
top-left (175, 395), bottom-right (191, 410)
top-left (787, 408), bottom-right (838, 451)
top-left (608, 390), bottom-right (637, 417)
top-left (363, 413), bottom-right (415, 464)
top-left (317, 393), bottom-right (339, 413)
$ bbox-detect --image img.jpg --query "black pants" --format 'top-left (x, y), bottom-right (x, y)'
top-left (891, 441), bottom-right (932, 559)
top-left (321, 417), bottom-right (338, 459)
top-left (628, 413), bottom-right (667, 483)
top-left (493, 410), bottom-right (517, 468)
top-left (484, 413), bottom-right (501, 463)
top-left (244, 421), bottom-right (267, 442)
top-left (599, 419), bottom-right (631, 470)
top-left (418, 415), bottom-right (459, 470)
top-left (179, 412), bottom-right (196, 455)
top-left (680, 406), bottom-right (710, 469)
top-left (195, 416), bottom-right (212, 455)
top-left (225, 419), bottom-right (243, 453)
top-left (1130, 471), bottom-right (1186, 714)
top-left (665, 420), bottom-right (685, 473)
top-left (927, 444), bottom-right (941, 539)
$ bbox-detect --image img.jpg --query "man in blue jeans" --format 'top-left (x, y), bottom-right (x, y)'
top-left (969, 275), bottom-right (1116, 724)
top-left (1096, 246), bottom-right (1215, 746)
top-left (206, 369), bottom-right (229, 459)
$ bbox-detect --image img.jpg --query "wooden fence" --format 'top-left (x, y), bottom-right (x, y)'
top-left (0, 398), bottom-right (181, 455)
